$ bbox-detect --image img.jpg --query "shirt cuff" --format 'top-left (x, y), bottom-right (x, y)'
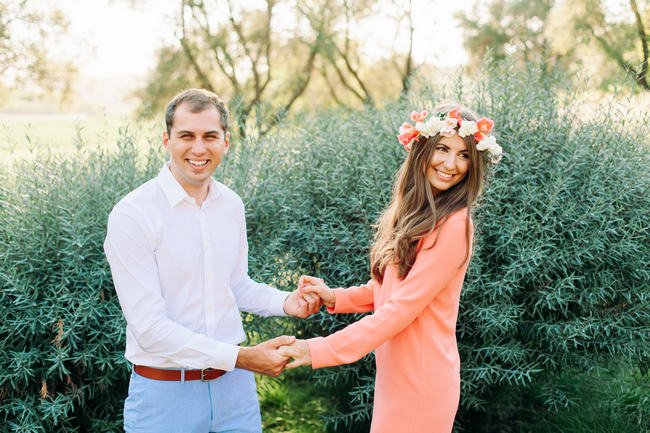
top-left (267, 289), bottom-right (291, 316)
top-left (212, 342), bottom-right (241, 371)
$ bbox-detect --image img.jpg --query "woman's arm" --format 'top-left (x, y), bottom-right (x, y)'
top-left (307, 212), bottom-right (471, 369)
top-left (300, 275), bottom-right (379, 314)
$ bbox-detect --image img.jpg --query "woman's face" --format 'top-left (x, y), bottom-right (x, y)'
top-left (426, 134), bottom-right (470, 194)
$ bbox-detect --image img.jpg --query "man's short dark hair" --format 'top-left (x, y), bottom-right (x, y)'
top-left (165, 88), bottom-right (229, 135)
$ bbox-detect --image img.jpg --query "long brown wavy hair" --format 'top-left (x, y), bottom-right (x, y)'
top-left (370, 103), bottom-right (489, 282)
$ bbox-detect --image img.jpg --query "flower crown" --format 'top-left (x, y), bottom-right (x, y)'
top-left (398, 107), bottom-right (503, 163)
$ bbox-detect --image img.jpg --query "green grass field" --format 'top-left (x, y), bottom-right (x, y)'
top-left (0, 113), bottom-right (163, 160)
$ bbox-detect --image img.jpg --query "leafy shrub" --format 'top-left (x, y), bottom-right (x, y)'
top-left (0, 127), bottom-right (164, 432)
top-left (1, 63), bottom-right (648, 432)
top-left (526, 367), bottom-right (650, 433)
top-left (238, 64), bottom-right (650, 431)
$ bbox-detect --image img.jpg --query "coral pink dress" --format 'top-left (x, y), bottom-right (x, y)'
top-left (307, 209), bottom-right (473, 433)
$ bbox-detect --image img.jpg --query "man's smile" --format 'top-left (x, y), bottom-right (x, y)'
top-left (187, 159), bottom-right (209, 167)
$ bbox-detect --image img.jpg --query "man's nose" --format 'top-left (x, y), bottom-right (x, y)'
top-left (191, 139), bottom-right (207, 154)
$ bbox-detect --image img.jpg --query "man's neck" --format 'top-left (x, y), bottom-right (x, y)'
top-left (186, 183), bottom-right (210, 207)
top-left (167, 164), bottom-right (211, 207)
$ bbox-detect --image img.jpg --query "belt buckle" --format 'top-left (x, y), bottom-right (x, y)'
top-left (200, 368), bottom-right (210, 382)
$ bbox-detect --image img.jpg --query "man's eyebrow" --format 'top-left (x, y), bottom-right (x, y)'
top-left (175, 129), bottom-right (222, 136)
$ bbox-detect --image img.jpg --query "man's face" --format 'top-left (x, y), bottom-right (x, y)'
top-left (163, 104), bottom-right (229, 196)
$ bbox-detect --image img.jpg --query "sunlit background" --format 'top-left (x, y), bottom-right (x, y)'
top-left (1, 2), bottom-right (648, 432)
top-left (0, 0), bottom-right (647, 153)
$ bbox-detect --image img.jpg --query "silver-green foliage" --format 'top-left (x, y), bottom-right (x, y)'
top-left (239, 65), bottom-right (650, 431)
top-left (0, 63), bottom-right (648, 432)
top-left (0, 129), bottom-right (164, 432)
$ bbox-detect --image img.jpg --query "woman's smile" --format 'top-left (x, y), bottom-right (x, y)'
top-left (434, 169), bottom-right (455, 180)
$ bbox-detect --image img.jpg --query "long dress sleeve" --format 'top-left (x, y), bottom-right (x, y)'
top-left (308, 212), bottom-right (470, 369)
top-left (328, 279), bottom-right (380, 314)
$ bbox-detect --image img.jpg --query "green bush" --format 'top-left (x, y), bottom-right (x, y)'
top-left (1, 63), bottom-right (648, 432)
top-left (237, 64), bottom-right (650, 431)
top-left (526, 367), bottom-right (650, 433)
top-left (0, 126), bottom-right (163, 432)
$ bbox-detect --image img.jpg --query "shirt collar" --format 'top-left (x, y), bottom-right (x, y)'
top-left (157, 163), bottom-right (222, 208)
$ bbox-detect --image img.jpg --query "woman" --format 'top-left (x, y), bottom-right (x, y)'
top-left (278, 104), bottom-right (502, 433)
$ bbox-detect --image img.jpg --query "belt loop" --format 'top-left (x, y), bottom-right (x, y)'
top-left (180, 368), bottom-right (185, 384)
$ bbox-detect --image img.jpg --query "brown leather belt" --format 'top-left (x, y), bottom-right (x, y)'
top-left (134, 365), bottom-right (226, 381)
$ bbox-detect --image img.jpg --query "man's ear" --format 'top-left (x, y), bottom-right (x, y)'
top-left (224, 131), bottom-right (230, 153)
top-left (162, 131), bottom-right (170, 152)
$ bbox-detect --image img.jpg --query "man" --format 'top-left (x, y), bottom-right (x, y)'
top-left (104, 88), bottom-right (320, 432)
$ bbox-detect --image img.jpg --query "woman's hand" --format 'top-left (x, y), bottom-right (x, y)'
top-left (276, 339), bottom-right (312, 368)
top-left (299, 275), bottom-right (336, 309)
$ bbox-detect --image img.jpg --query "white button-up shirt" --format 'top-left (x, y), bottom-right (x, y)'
top-left (104, 164), bottom-right (289, 371)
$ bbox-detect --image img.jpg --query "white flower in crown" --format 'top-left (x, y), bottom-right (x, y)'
top-left (489, 143), bottom-right (503, 163)
top-left (488, 140), bottom-right (501, 154)
top-left (475, 135), bottom-right (491, 151)
top-left (458, 120), bottom-right (478, 138)
top-left (418, 117), bottom-right (445, 136)
top-left (476, 135), bottom-right (503, 162)
top-left (476, 134), bottom-right (495, 150)
top-left (439, 123), bottom-right (456, 137)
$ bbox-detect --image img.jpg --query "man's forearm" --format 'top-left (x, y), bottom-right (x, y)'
top-left (234, 336), bottom-right (295, 377)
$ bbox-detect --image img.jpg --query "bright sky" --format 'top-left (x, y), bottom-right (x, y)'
top-left (59, 0), bottom-right (177, 79)
top-left (60, 0), bottom-right (472, 80)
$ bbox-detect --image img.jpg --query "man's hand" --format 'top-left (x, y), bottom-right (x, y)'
top-left (283, 288), bottom-right (321, 318)
top-left (235, 335), bottom-right (295, 377)
top-left (277, 339), bottom-right (312, 368)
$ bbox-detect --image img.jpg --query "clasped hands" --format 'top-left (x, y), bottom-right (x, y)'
top-left (237, 276), bottom-right (334, 376)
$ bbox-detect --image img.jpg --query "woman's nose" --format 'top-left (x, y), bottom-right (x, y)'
top-left (443, 154), bottom-right (456, 170)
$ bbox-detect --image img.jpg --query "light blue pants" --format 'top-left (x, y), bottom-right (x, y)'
top-left (123, 367), bottom-right (262, 433)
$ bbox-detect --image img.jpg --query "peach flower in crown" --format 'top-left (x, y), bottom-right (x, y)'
top-left (396, 106), bottom-right (503, 163)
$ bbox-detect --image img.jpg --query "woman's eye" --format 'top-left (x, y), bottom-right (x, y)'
top-left (460, 153), bottom-right (469, 159)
